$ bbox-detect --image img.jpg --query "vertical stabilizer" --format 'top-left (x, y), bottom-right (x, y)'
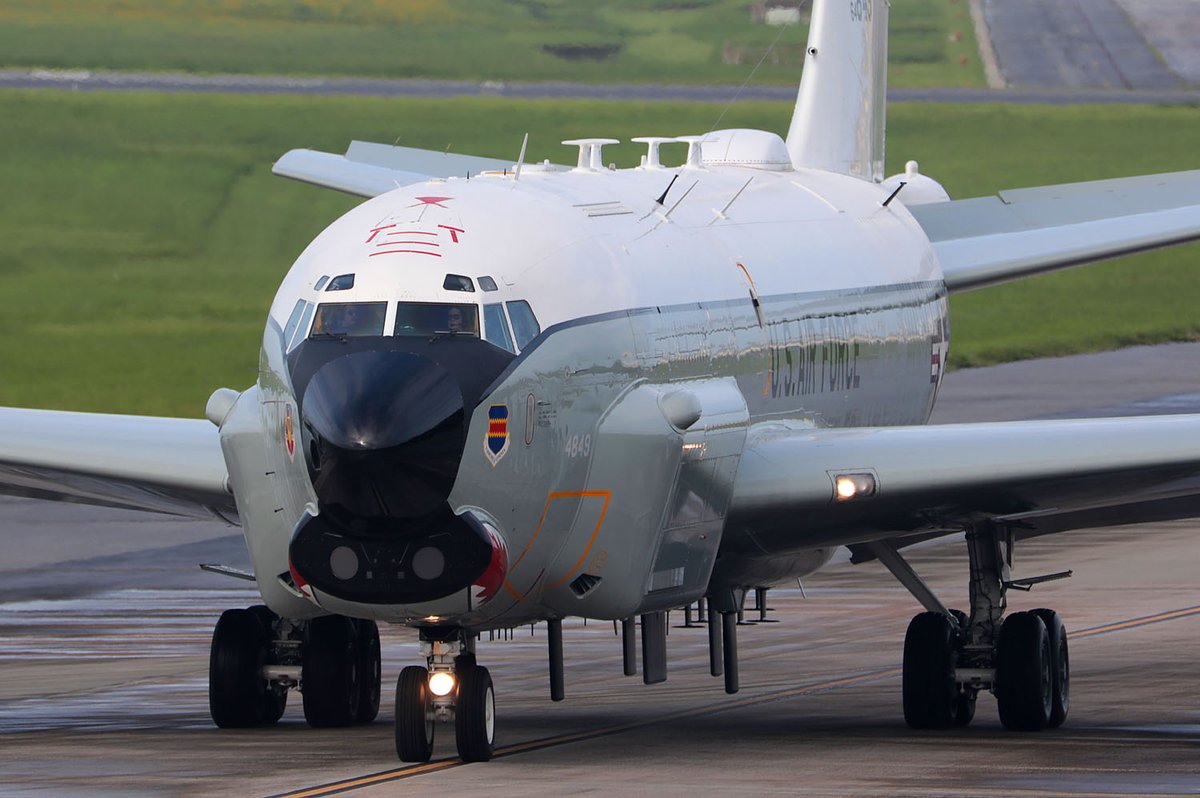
top-left (785, 0), bottom-right (889, 182)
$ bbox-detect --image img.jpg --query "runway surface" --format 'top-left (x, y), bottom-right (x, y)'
top-left (2, 343), bottom-right (1199, 796)
top-left (982, 0), bottom-right (1185, 90)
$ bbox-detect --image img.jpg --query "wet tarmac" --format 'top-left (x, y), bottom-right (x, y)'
top-left (2, 344), bottom-right (1200, 796)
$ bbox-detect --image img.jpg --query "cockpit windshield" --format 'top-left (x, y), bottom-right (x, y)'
top-left (394, 302), bottom-right (480, 337)
top-left (310, 302), bottom-right (387, 337)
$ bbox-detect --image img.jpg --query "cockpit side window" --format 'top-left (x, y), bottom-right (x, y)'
top-left (394, 302), bottom-right (480, 337)
top-left (289, 301), bottom-right (315, 351)
top-left (310, 302), bottom-right (387, 337)
top-left (482, 303), bottom-right (515, 352)
top-left (313, 275), bottom-right (330, 291)
top-left (282, 299), bottom-right (306, 345)
top-left (507, 300), bottom-right (541, 349)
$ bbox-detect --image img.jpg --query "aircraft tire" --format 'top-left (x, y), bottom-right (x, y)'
top-left (302, 615), bottom-right (361, 728)
top-left (454, 664), bottom-right (495, 762)
top-left (1031, 608), bottom-right (1069, 728)
top-left (209, 608), bottom-right (271, 728)
top-left (995, 611), bottom-right (1052, 731)
top-left (355, 620), bottom-right (382, 724)
top-left (902, 611), bottom-right (960, 729)
top-left (395, 666), bottom-right (434, 762)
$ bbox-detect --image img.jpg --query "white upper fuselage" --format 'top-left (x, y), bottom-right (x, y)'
top-left (269, 138), bottom-right (942, 340)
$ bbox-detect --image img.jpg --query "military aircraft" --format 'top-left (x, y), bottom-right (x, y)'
top-left (2, 0), bottom-right (1199, 764)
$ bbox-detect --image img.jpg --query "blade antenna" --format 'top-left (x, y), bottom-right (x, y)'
top-left (514, 132), bottom-right (530, 183)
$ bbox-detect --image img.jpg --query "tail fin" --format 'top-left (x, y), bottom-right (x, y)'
top-left (785, 0), bottom-right (889, 182)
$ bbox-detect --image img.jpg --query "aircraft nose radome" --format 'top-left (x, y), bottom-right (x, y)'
top-left (300, 349), bottom-right (466, 522)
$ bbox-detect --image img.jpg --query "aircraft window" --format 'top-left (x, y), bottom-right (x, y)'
top-left (478, 276), bottom-right (499, 292)
top-left (483, 303), bottom-right (515, 352)
top-left (289, 301), bottom-right (315, 351)
top-left (507, 300), bottom-right (541, 349)
top-left (310, 302), bottom-right (387, 337)
top-left (313, 275), bottom-right (330, 291)
top-left (326, 274), bottom-right (355, 291)
top-left (282, 299), bottom-right (306, 346)
top-left (443, 274), bottom-right (475, 293)
top-left (394, 302), bottom-right (479, 337)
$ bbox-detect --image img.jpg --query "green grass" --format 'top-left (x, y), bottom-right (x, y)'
top-left (1, 90), bottom-right (1197, 416)
top-left (0, 0), bottom-right (985, 88)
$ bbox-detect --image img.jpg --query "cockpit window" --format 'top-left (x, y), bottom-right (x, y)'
top-left (478, 276), bottom-right (498, 292)
top-left (313, 275), bottom-right (330, 291)
top-left (482, 303), bottom-right (515, 352)
top-left (326, 274), bottom-right (355, 291)
top-left (310, 302), bottom-right (387, 337)
top-left (443, 274), bottom-right (475, 292)
top-left (288, 302), bottom-right (315, 351)
top-left (507, 300), bottom-right (541, 349)
top-left (394, 302), bottom-right (479, 337)
top-left (282, 299), bottom-right (306, 345)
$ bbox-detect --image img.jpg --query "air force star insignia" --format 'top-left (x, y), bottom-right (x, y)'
top-left (485, 404), bottom-right (510, 466)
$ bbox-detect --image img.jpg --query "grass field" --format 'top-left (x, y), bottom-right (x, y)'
top-left (0, 0), bottom-right (985, 88)
top-left (1, 90), bottom-right (1198, 416)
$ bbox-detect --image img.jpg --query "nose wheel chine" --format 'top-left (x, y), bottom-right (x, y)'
top-left (395, 630), bottom-right (496, 763)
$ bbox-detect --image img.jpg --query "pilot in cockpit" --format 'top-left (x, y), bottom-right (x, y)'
top-left (446, 306), bottom-right (465, 333)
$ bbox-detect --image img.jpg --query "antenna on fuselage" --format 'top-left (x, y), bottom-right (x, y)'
top-left (654, 174), bottom-right (679, 206)
top-left (514, 132), bottom-right (529, 183)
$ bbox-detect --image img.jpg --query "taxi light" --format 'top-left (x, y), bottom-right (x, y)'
top-left (834, 473), bottom-right (877, 501)
top-left (429, 671), bottom-right (456, 697)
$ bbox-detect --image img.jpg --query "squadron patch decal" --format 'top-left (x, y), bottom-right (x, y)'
top-left (485, 404), bottom-right (510, 466)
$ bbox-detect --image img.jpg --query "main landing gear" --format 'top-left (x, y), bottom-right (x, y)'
top-left (208, 606), bottom-right (381, 729)
top-left (395, 628), bottom-right (495, 763)
top-left (869, 521), bottom-right (1070, 731)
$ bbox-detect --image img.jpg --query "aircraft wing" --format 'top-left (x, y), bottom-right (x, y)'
top-left (725, 414), bottom-right (1200, 558)
top-left (272, 140), bottom-right (518, 198)
top-left (0, 407), bottom-right (236, 521)
top-left (908, 169), bottom-right (1200, 292)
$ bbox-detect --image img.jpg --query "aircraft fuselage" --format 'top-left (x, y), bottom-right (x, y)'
top-left (218, 134), bottom-right (948, 631)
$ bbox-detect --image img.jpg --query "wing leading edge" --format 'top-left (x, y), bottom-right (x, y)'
top-left (0, 407), bottom-right (235, 521)
top-left (272, 140), bottom-right (518, 198)
top-left (726, 414), bottom-right (1200, 556)
top-left (909, 169), bottom-right (1200, 293)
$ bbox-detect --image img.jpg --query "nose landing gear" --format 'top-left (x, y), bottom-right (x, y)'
top-left (395, 629), bottom-right (496, 763)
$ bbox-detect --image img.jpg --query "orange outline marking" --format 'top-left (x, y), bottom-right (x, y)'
top-left (501, 490), bottom-right (612, 601)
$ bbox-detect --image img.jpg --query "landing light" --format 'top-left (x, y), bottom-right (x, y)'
top-left (834, 473), bottom-right (877, 501)
top-left (428, 671), bottom-right (456, 697)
